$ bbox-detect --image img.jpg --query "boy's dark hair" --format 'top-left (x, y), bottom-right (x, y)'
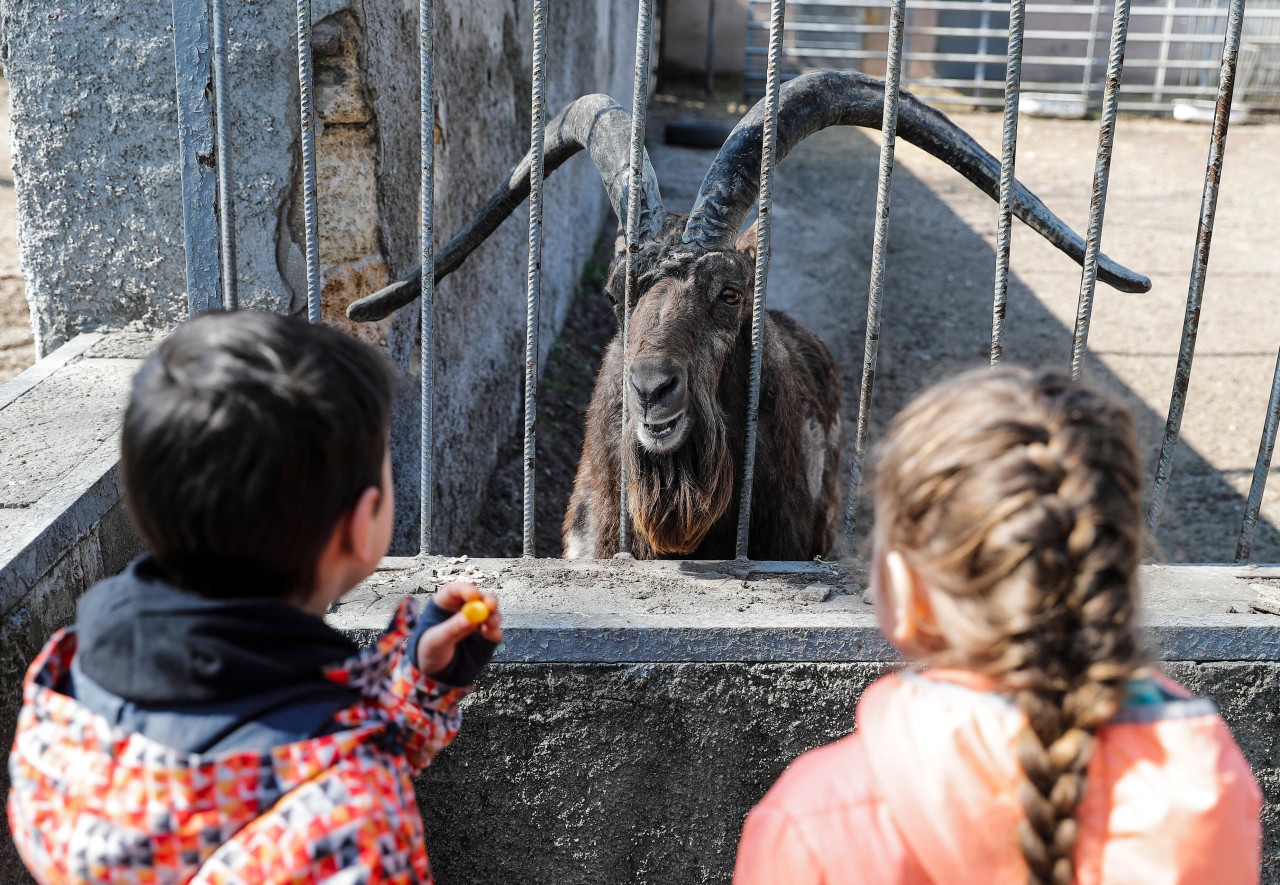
top-left (122, 311), bottom-right (393, 598)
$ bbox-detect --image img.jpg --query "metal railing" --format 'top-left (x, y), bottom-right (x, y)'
top-left (746, 0), bottom-right (1280, 114)
top-left (170, 0), bottom-right (1274, 562)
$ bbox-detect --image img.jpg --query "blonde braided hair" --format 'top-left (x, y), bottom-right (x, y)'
top-left (873, 367), bottom-right (1146, 885)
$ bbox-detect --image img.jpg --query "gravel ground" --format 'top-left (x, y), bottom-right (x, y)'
top-left (465, 90), bottom-right (1280, 564)
top-left (0, 78), bottom-right (33, 386)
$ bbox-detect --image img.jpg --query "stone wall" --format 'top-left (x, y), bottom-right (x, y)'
top-left (415, 660), bottom-right (1280, 884)
top-left (0, 0), bottom-right (639, 552)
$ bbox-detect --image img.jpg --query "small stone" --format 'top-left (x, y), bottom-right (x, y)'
top-left (798, 583), bottom-right (832, 604)
top-left (1248, 584), bottom-right (1280, 616)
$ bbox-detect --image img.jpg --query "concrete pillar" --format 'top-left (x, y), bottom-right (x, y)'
top-left (1, 0), bottom-right (638, 552)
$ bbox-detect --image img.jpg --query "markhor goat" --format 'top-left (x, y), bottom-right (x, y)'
top-left (349, 71), bottom-right (1150, 561)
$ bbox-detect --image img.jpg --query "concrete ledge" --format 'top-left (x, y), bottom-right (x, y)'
top-left (333, 557), bottom-right (1280, 663)
top-left (0, 333), bottom-right (146, 884)
top-left (334, 559), bottom-right (1280, 884)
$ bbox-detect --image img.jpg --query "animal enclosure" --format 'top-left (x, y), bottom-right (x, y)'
top-left (168, 0), bottom-right (1277, 564)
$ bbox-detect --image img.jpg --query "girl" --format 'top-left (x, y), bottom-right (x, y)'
top-left (734, 367), bottom-right (1261, 885)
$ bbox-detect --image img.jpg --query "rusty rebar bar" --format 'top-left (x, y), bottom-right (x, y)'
top-left (1146, 0), bottom-right (1246, 538)
top-left (295, 0), bottom-right (322, 325)
top-left (735, 0), bottom-right (787, 561)
top-left (990, 0), bottom-right (1026, 365)
top-left (211, 0), bottom-right (237, 311)
top-left (523, 0), bottom-right (549, 557)
top-left (419, 0), bottom-right (436, 555)
top-left (1236, 348), bottom-right (1280, 563)
top-left (1069, 0), bottom-right (1133, 379)
top-left (619, 0), bottom-right (654, 557)
top-left (845, 0), bottom-right (909, 543)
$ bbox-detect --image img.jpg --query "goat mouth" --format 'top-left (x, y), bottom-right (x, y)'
top-left (637, 411), bottom-right (689, 451)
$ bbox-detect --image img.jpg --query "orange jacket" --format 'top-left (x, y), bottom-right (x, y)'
top-left (8, 598), bottom-right (465, 885)
top-left (734, 670), bottom-right (1261, 885)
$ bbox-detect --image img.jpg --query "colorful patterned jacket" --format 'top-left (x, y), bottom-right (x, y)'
top-left (7, 598), bottom-right (466, 885)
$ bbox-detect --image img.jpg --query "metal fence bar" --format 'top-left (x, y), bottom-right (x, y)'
top-left (1152, 0), bottom-right (1180, 104)
top-left (618, 0), bottom-right (654, 557)
top-left (735, 0), bottom-right (787, 561)
top-left (171, 0), bottom-right (222, 317)
top-left (1069, 0), bottom-right (1133, 380)
top-left (845, 0), bottom-right (908, 542)
top-left (1147, 0), bottom-right (1247, 537)
top-left (523, 0), bottom-right (549, 558)
top-left (706, 0), bottom-right (718, 95)
top-left (746, 0), bottom-right (1277, 15)
top-left (990, 0), bottom-right (1027, 366)
top-left (418, 0), bottom-right (437, 555)
top-left (1236, 348), bottom-right (1280, 563)
top-left (295, 0), bottom-right (323, 325)
top-left (211, 0), bottom-right (237, 311)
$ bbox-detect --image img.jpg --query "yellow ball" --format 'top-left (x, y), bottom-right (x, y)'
top-left (461, 599), bottom-right (491, 625)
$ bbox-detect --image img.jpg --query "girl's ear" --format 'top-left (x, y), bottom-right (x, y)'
top-left (883, 551), bottom-right (936, 648)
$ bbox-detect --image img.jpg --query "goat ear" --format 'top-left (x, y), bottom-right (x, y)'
top-left (736, 219), bottom-right (759, 259)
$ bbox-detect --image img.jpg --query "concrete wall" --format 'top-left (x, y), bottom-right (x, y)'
top-left (662, 0), bottom-right (749, 78)
top-left (0, 0), bottom-right (639, 553)
top-left (414, 660), bottom-right (1280, 884)
top-left (0, 333), bottom-right (148, 884)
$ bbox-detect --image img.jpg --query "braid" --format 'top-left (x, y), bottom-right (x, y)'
top-left (874, 368), bottom-right (1145, 885)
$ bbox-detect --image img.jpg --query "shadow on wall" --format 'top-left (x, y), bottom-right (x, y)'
top-left (752, 127), bottom-right (1280, 563)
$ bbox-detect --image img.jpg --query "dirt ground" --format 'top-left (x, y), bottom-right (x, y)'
top-left (0, 79), bottom-right (32, 386)
top-left (465, 89), bottom-right (1280, 564)
top-left (1, 71), bottom-right (1275, 562)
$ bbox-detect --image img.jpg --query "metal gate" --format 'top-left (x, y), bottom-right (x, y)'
top-left (746, 0), bottom-right (1280, 113)
top-left (171, 0), bottom-right (1277, 563)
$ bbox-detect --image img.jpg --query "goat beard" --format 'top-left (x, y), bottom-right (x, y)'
top-left (624, 387), bottom-right (735, 556)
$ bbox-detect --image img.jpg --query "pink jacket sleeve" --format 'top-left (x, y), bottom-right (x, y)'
top-left (734, 805), bottom-right (826, 885)
top-left (732, 734), bottom-right (931, 885)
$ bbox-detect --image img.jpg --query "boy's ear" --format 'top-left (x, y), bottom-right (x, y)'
top-left (736, 219), bottom-right (760, 260)
top-left (345, 485), bottom-right (384, 563)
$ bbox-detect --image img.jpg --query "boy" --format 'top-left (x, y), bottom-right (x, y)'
top-left (7, 310), bottom-right (501, 884)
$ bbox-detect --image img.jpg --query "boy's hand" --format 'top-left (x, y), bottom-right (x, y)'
top-left (415, 583), bottom-right (503, 684)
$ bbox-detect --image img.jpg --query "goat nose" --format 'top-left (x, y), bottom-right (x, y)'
top-left (629, 363), bottom-right (682, 411)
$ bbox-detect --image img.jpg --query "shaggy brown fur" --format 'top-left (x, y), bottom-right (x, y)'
top-left (563, 217), bottom-right (842, 560)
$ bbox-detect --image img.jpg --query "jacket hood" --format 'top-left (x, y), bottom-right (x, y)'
top-left (75, 556), bottom-right (358, 705)
top-left (857, 670), bottom-right (1261, 885)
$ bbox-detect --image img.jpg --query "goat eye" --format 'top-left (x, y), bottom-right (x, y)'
top-left (719, 288), bottom-right (742, 305)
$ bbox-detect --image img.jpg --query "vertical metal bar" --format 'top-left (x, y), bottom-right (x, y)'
top-left (706, 0), bottom-right (718, 96)
top-left (1147, 0), bottom-right (1246, 536)
top-left (523, 0), bottom-right (549, 558)
top-left (1081, 0), bottom-right (1104, 105)
top-left (296, 0), bottom-right (322, 325)
top-left (210, 0), bottom-right (237, 311)
top-left (990, 0), bottom-right (1027, 365)
top-left (171, 0), bottom-right (222, 317)
top-left (419, 0), bottom-right (436, 556)
top-left (1152, 0), bottom-right (1180, 104)
top-left (1236, 348), bottom-right (1280, 563)
top-left (975, 1), bottom-right (992, 91)
top-left (845, 0), bottom-right (908, 543)
top-left (1068, 0), bottom-right (1132, 380)
top-left (735, 0), bottom-right (787, 561)
top-left (618, 0), bottom-right (655, 557)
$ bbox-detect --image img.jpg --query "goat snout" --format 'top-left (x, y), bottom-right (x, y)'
top-left (630, 362), bottom-right (686, 419)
